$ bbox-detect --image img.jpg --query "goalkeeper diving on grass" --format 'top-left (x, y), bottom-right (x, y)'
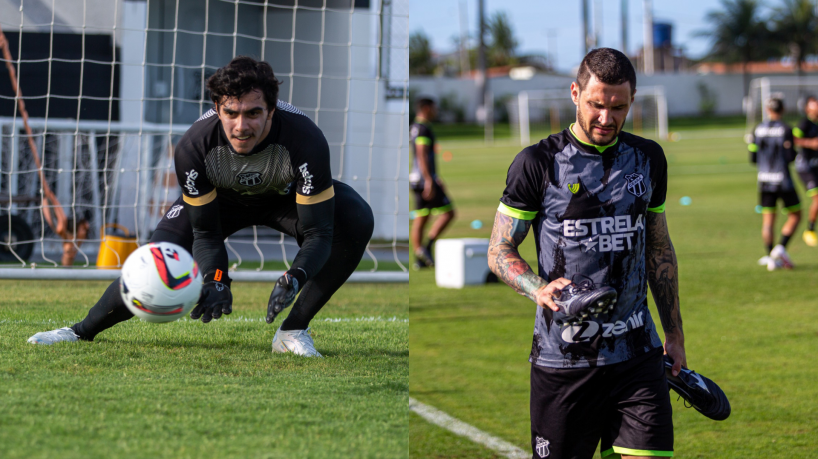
top-left (28, 56), bottom-right (374, 357)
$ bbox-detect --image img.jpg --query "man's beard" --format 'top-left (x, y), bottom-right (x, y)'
top-left (576, 108), bottom-right (620, 146)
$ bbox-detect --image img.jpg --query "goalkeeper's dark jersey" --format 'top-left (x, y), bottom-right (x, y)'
top-left (749, 120), bottom-right (795, 192)
top-left (499, 126), bottom-right (667, 369)
top-left (175, 100), bottom-right (334, 206)
top-left (409, 119), bottom-right (436, 188)
top-left (794, 117), bottom-right (818, 173)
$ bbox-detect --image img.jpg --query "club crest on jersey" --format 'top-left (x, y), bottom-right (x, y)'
top-left (237, 171), bottom-right (262, 187)
top-left (624, 173), bottom-right (646, 197)
top-left (568, 183), bottom-right (580, 194)
top-left (166, 205), bottom-right (183, 219)
top-left (535, 437), bottom-right (550, 457)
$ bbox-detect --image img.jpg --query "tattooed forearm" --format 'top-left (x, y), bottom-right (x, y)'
top-left (645, 212), bottom-right (683, 337)
top-left (488, 212), bottom-right (548, 301)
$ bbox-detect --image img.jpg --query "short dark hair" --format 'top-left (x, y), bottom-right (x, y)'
top-left (415, 97), bottom-right (435, 110)
top-left (576, 48), bottom-right (636, 95)
top-left (767, 97), bottom-right (784, 114)
top-left (207, 56), bottom-right (281, 110)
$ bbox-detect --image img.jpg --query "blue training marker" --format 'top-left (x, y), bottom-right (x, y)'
top-left (755, 205), bottom-right (763, 214)
top-left (471, 220), bottom-right (483, 230)
top-left (680, 196), bottom-right (692, 206)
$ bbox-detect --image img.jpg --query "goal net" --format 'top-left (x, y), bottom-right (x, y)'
top-left (0, 0), bottom-right (409, 282)
top-left (507, 86), bottom-right (669, 146)
top-left (746, 77), bottom-right (818, 141)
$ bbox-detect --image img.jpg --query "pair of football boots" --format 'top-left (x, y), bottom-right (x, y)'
top-left (550, 276), bottom-right (731, 422)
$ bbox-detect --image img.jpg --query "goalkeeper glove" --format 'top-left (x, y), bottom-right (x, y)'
top-left (266, 272), bottom-right (301, 324)
top-left (190, 281), bottom-right (233, 323)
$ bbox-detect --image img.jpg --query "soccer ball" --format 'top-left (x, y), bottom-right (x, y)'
top-left (120, 242), bottom-right (202, 323)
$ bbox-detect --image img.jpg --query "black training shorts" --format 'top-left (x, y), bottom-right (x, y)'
top-left (411, 179), bottom-right (453, 217)
top-left (759, 190), bottom-right (800, 213)
top-left (530, 348), bottom-right (673, 459)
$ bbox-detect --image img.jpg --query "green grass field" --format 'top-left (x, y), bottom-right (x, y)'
top-left (0, 280), bottom-right (408, 459)
top-left (410, 122), bottom-right (818, 458)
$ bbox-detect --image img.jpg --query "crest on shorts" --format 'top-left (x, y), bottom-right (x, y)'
top-left (624, 172), bottom-right (646, 197)
top-left (237, 171), bottom-right (262, 187)
top-left (166, 205), bottom-right (183, 219)
top-left (535, 437), bottom-right (550, 457)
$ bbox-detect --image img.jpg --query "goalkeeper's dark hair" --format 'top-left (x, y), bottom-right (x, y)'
top-left (207, 56), bottom-right (281, 111)
top-left (576, 48), bottom-right (636, 95)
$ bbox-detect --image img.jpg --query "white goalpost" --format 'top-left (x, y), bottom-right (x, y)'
top-left (746, 76), bottom-right (818, 139)
top-left (0, 0), bottom-right (409, 282)
top-left (508, 85), bottom-right (669, 146)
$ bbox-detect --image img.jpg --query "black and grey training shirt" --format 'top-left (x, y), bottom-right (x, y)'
top-left (749, 119), bottom-right (796, 193)
top-left (793, 117), bottom-right (818, 176)
top-left (409, 119), bottom-right (437, 189)
top-left (174, 100), bottom-right (335, 286)
top-left (499, 125), bottom-right (667, 369)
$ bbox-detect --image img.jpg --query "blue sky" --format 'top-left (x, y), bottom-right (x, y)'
top-left (409, 0), bottom-right (767, 73)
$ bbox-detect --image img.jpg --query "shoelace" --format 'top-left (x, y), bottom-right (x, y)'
top-left (569, 274), bottom-right (597, 292)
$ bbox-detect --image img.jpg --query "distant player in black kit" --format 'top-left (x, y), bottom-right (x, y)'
top-left (29, 56), bottom-right (374, 357)
top-left (750, 97), bottom-right (800, 271)
top-left (410, 98), bottom-right (455, 269)
top-left (488, 48), bottom-right (686, 459)
top-left (792, 95), bottom-right (818, 247)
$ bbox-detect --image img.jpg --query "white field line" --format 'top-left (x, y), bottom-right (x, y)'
top-left (4, 316), bottom-right (408, 326)
top-left (409, 397), bottom-right (529, 459)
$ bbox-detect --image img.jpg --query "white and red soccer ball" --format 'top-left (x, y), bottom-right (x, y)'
top-left (120, 242), bottom-right (202, 323)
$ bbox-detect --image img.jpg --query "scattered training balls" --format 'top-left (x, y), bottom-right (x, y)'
top-left (470, 220), bottom-right (483, 229)
top-left (680, 196), bottom-right (692, 206)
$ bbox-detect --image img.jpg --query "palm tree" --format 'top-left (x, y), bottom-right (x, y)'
top-left (697, 0), bottom-right (774, 97)
top-left (770, 0), bottom-right (818, 77)
top-left (487, 11), bottom-right (518, 67)
top-left (410, 31), bottom-right (435, 75)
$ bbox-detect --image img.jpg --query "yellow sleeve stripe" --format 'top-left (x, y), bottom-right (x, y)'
top-left (296, 185), bottom-right (335, 205)
top-left (414, 136), bottom-right (432, 146)
top-left (647, 202), bottom-right (666, 213)
top-left (748, 143), bottom-right (759, 152)
top-left (793, 127), bottom-right (805, 138)
top-left (183, 189), bottom-right (217, 206)
top-left (497, 202), bottom-right (538, 220)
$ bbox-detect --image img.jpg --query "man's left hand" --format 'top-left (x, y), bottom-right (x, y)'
top-left (266, 273), bottom-right (300, 324)
top-left (663, 334), bottom-right (687, 377)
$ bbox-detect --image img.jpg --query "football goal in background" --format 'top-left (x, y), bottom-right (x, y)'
top-left (507, 86), bottom-right (669, 146)
top-left (745, 77), bottom-right (818, 141)
top-left (0, 0), bottom-right (408, 282)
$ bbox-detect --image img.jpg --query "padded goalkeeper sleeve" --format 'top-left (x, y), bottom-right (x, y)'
top-left (185, 199), bottom-right (231, 287)
top-left (289, 196), bottom-right (335, 284)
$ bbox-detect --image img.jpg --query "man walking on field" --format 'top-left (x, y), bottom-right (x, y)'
top-left (750, 97), bottom-right (800, 271)
top-left (793, 95), bottom-right (818, 246)
top-left (28, 56), bottom-right (374, 356)
top-left (410, 97), bottom-right (455, 269)
top-left (488, 48), bottom-right (686, 459)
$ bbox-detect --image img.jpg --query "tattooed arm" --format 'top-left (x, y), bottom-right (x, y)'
top-left (488, 212), bottom-right (570, 311)
top-left (645, 211), bottom-right (687, 375)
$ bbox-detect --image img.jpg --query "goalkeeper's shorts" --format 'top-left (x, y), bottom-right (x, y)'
top-left (530, 348), bottom-right (673, 459)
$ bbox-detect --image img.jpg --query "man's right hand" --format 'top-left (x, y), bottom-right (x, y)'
top-left (190, 281), bottom-right (233, 323)
top-left (534, 277), bottom-right (572, 312)
top-left (422, 180), bottom-right (435, 200)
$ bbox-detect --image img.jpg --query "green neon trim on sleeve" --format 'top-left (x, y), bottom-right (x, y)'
top-left (414, 136), bottom-right (432, 146)
top-left (748, 143), bottom-right (759, 152)
top-left (612, 446), bottom-right (673, 457)
top-left (647, 202), bottom-right (666, 213)
top-left (793, 127), bottom-right (805, 138)
top-left (497, 202), bottom-right (538, 220)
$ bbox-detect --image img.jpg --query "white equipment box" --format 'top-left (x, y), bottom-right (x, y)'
top-left (434, 238), bottom-right (492, 289)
